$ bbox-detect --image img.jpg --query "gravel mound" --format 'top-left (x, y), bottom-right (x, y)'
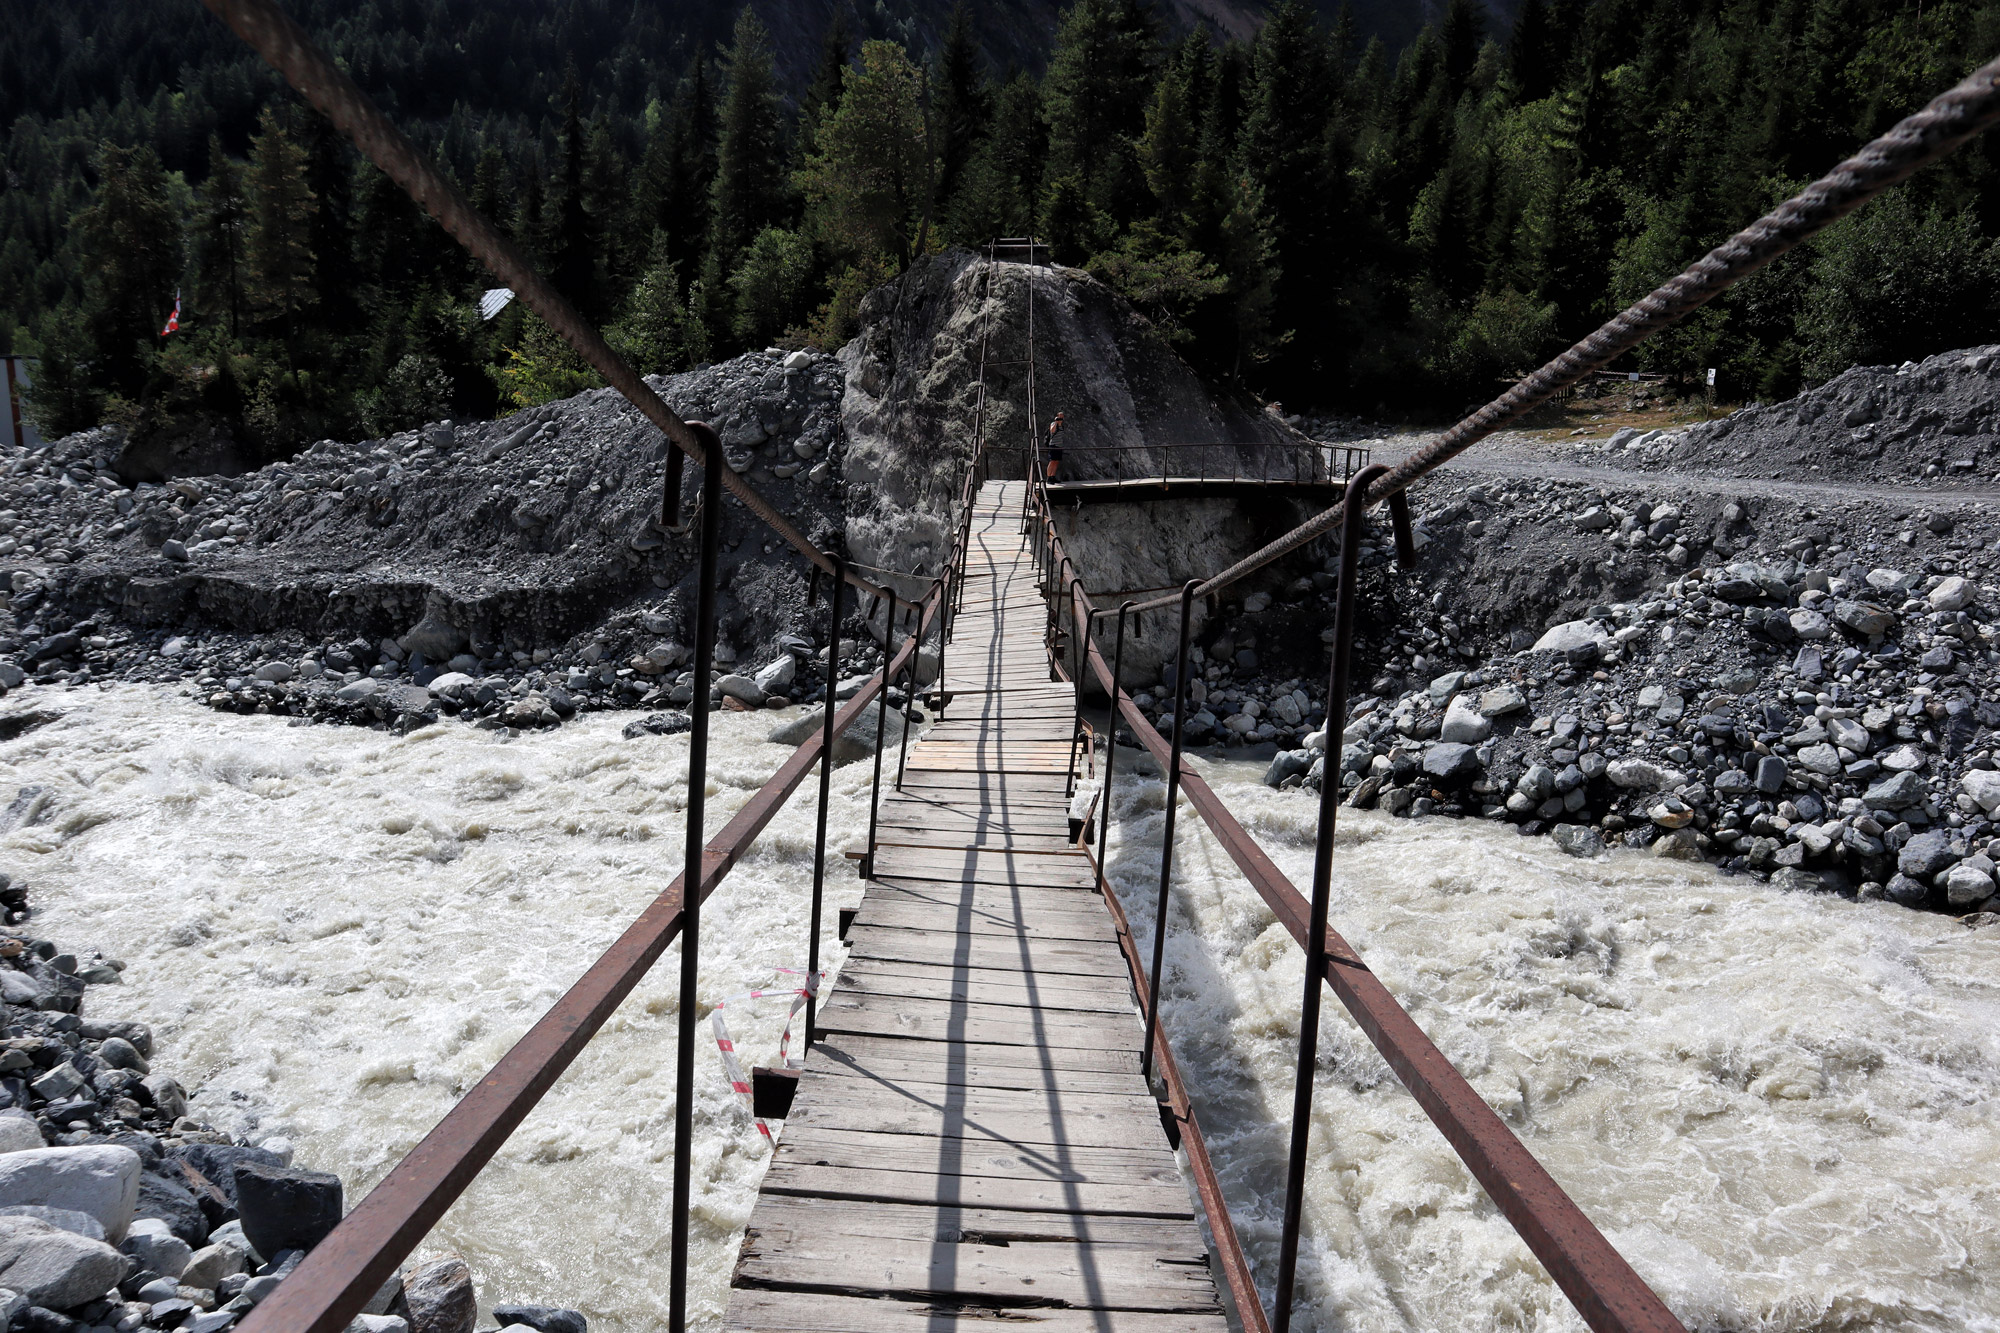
top-left (1630, 343), bottom-right (2000, 484)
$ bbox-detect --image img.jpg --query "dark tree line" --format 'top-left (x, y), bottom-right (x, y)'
top-left (6, 0), bottom-right (2000, 452)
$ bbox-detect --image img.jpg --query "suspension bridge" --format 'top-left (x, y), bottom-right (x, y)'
top-left (182, 3), bottom-right (2000, 1331)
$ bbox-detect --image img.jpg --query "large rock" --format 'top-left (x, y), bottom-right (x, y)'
top-left (1550, 824), bottom-right (1606, 858)
top-left (1929, 575), bottom-right (1975, 611)
top-left (0, 1217), bottom-right (125, 1310)
top-left (170, 1145), bottom-right (284, 1210)
top-left (1898, 830), bottom-right (1958, 879)
top-left (491, 1306), bottom-right (587, 1333)
top-left (394, 1257), bottom-right (476, 1333)
top-left (0, 1147), bottom-right (141, 1243)
top-left (1863, 771), bottom-right (1927, 810)
top-left (1962, 769), bottom-right (2000, 815)
top-left (766, 701), bottom-right (911, 764)
top-left (1532, 621), bottom-right (1606, 654)
top-left (135, 1171), bottom-right (206, 1248)
top-left (751, 656), bottom-right (796, 694)
top-left (1438, 695), bottom-right (1491, 744)
top-left (1946, 858), bottom-right (1996, 906)
top-left (233, 1162), bottom-right (342, 1259)
top-left (1607, 758), bottom-right (1681, 791)
top-left (1831, 600), bottom-right (1896, 636)
top-left (398, 613), bottom-right (467, 661)
top-left (0, 1113), bottom-right (41, 1156)
top-left (119, 1217), bottom-right (191, 1279)
top-left (1420, 743), bottom-right (1481, 782)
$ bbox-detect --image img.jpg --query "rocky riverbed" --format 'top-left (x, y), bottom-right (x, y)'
top-left (0, 891), bottom-right (589, 1333)
top-left (1086, 346), bottom-right (2000, 918)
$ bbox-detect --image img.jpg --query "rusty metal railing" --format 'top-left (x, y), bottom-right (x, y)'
top-left (1025, 468), bottom-right (1688, 1333)
top-left (1043, 441), bottom-right (1371, 488)
top-left (194, 4), bottom-right (983, 1333)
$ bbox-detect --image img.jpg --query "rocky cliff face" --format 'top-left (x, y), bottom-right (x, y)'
top-left (838, 248), bottom-right (1314, 604)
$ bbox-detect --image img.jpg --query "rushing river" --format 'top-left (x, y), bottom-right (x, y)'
top-left (3, 687), bottom-right (1997, 1331)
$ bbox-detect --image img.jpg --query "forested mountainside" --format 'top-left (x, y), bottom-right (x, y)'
top-left (3, 0), bottom-right (1997, 460)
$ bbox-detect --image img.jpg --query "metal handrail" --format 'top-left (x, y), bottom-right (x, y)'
top-left (1028, 481), bottom-right (1687, 1333)
top-left (1042, 440), bottom-right (1371, 487)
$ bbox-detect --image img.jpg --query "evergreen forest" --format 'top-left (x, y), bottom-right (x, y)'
top-left (5, 0), bottom-right (2000, 456)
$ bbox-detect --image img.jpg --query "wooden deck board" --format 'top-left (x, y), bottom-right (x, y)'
top-left (724, 479), bottom-right (1223, 1329)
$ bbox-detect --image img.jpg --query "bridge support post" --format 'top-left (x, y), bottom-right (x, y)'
top-left (669, 425), bottom-right (727, 1333)
top-left (1273, 463), bottom-right (1390, 1333)
top-left (1141, 579), bottom-right (1201, 1085)
top-left (805, 555), bottom-right (845, 1049)
top-left (1388, 488), bottom-right (1418, 568)
top-left (1095, 602), bottom-right (1134, 881)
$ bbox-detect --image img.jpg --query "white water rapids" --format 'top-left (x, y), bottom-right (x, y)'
top-left (1, 686), bottom-right (1996, 1331)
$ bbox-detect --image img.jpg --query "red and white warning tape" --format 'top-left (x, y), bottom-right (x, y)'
top-left (711, 968), bottom-right (818, 1141)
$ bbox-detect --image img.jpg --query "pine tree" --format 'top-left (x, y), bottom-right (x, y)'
top-left (932, 4), bottom-right (991, 215)
top-left (1508, 0), bottom-right (1561, 102)
top-left (71, 142), bottom-right (181, 403)
top-left (300, 112), bottom-right (356, 332)
top-left (609, 233), bottom-right (711, 375)
top-left (245, 107), bottom-right (318, 334)
top-left (194, 135), bottom-right (247, 338)
top-left (796, 12), bottom-right (854, 170)
top-left (800, 40), bottom-right (932, 268)
top-left (548, 62), bottom-right (600, 317)
top-left (1041, 0), bottom-right (1157, 235)
top-left (470, 143), bottom-right (513, 234)
top-left (708, 7), bottom-right (785, 281)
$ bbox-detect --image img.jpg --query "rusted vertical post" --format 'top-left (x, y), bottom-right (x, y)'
top-left (865, 594), bottom-right (898, 865)
top-left (1388, 489), bottom-right (1418, 567)
top-left (1096, 602), bottom-right (1133, 880)
top-left (669, 424), bottom-right (726, 1333)
top-left (1272, 463), bottom-right (1390, 1333)
top-left (806, 555), bottom-right (845, 1048)
top-left (1141, 579), bottom-right (1200, 1084)
top-left (661, 439), bottom-right (684, 530)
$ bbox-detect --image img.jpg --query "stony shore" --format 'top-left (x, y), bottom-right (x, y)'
top-left (0, 891), bottom-right (586, 1333)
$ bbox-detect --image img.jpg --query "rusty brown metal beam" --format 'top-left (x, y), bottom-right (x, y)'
top-left (237, 592), bottom-right (943, 1333)
top-left (1058, 555), bottom-right (1684, 1333)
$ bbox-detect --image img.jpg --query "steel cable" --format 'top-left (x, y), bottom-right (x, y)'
top-left (198, 0), bottom-right (907, 608)
top-left (1124, 50), bottom-right (2000, 615)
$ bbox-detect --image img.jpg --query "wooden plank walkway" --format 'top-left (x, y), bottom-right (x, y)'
top-left (723, 480), bottom-right (1228, 1333)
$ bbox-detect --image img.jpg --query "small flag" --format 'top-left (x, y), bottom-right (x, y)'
top-left (161, 291), bottom-right (181, 337)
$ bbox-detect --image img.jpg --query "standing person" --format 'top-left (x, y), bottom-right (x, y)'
top-left (1044, 411), bottom-right (1066, 481)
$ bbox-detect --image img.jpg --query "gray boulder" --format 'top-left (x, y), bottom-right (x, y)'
top-left (0, 1147), bottom-right (141, 1242)
top-left (1421, 743), bottom-right (1481, 782)
top-left (766, 702), bottom-right (911, 764)
top-left (0, 1113), bottom-right (40, 1156)
top-left (1550, 824), bottom-right (1606, 858)
top-left (1946, 858), bottom-right (1996, 906)
top-left (1263, 750), bottom-right (1314, 788)
top-left (1532, 621), bottom-right (1605, 654)
top-left (715, 674), bottom-right (765, 705)
top-left (492, 1305), bottom-right (587, 1333)
top-left (398, 613), bottom-right (467, 661)
top-left (752, 656), bottom-right (796, 694)
top-left (233, 1162), bottom-right (342, 1259)
top-left (1898, 830), bottom-right (1958, 879)
top-left (394, 1256), bottom-right (476, 1333)
top-left (1832, 600), bottom-right (1895, 636)
top-left (0, 1216), bottom-right (125, 1310)
top-left (119, 1217), bottom-right (191, 1279)
top-left (1439, 695), bottom-right (1492, 744)
top-left (1863, 771), bottom-right (1928, 810)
